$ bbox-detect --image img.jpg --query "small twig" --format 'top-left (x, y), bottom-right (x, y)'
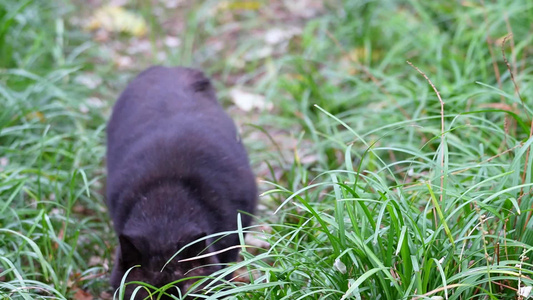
top-left (501, 22), bottom-right (519, 149)
top-left (503, 14), bottom-right (517, 76)
top-left (406, 61), bottom-right (445, 139)
top-left (78, 272), bottom-right (107, 282)
top-left (501, 34), bottom-right (526, 108)
top-left (411, 284), bottom-right (463, 300)
top-left (492, 280), bottom-right (517, 292)
top-left (406, 61), bottom-right (445, 194)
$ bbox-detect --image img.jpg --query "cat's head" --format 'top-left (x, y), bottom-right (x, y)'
top-left (111, 230), bottom-right (222, 299)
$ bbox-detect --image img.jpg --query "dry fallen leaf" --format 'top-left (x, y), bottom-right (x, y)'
top-left (283, 0), bottom-right (323, 18)
top-left (0, 157), bottom-right (8, 166)
top-left (264, 27), bottom-right (302, 45)
top-left (114, 55), bottom-right (134, 69)
top-left (86, 97), bottom-right (105, 109)
top-left (74, 73), bottom-right (102, 89)
top-left (164, 36), bottom-right (181, 48)
top-left (86, 5), bottom-right (147, 37)
top-left (25, 111), bottom-right (45, 122)
top-left (230, 88), bottom-right (272, 112)
top-left (99, 291), bottom-right (113, 300)
top-left (334, 258), bottom-right (347, 274)
top-left (72, 288), bottom-right (93, 300)
top-left (243, 46), bottom-right (273, 61)
top-left (88, 256), bottom-right (104, 267)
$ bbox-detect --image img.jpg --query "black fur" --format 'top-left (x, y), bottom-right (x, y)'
top-left (106, 66), bottom-right (257, 299)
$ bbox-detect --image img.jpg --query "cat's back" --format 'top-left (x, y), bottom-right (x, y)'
top-left (106, 66), bottom-right (241, 171)
top-left (107, 66), bottom-right (232, 141)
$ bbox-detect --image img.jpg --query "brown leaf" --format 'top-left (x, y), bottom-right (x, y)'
top-left (479, 103), bottom-right (519, 113)
top-left (73, 288), bottom-right (93, 300)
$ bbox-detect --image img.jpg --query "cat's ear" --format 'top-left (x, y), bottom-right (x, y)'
top-left (191, 77), bottom-right (211, 93)
top-left (119, 234), bottom-right (143, 265)
top-left (186, 69), bottom-right (212, 93)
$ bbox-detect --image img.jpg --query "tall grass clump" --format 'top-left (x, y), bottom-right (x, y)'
top-left (0, 1), bottom-right (110, 298)
top-left (200, 0), bottom-right (533, 299)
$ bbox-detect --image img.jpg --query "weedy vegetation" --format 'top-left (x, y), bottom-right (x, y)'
top-left (0, 0), bottom-right (532, 299)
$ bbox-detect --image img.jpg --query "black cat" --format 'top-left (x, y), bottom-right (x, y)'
top-left (106, 66), bottom-right (257, 299)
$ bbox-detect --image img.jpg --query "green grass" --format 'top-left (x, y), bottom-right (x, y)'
top-left (0, 1), bottom-right (109, 298)
top-left (1, 0), bottom-right (533, 299)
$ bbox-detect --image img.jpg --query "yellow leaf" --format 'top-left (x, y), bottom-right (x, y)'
top-left (86, 5), bottom-right (147, 37)
top-left (25, 111), bottom-right (45, 122)
top-left (348, 47), bottom-right (383, 63)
